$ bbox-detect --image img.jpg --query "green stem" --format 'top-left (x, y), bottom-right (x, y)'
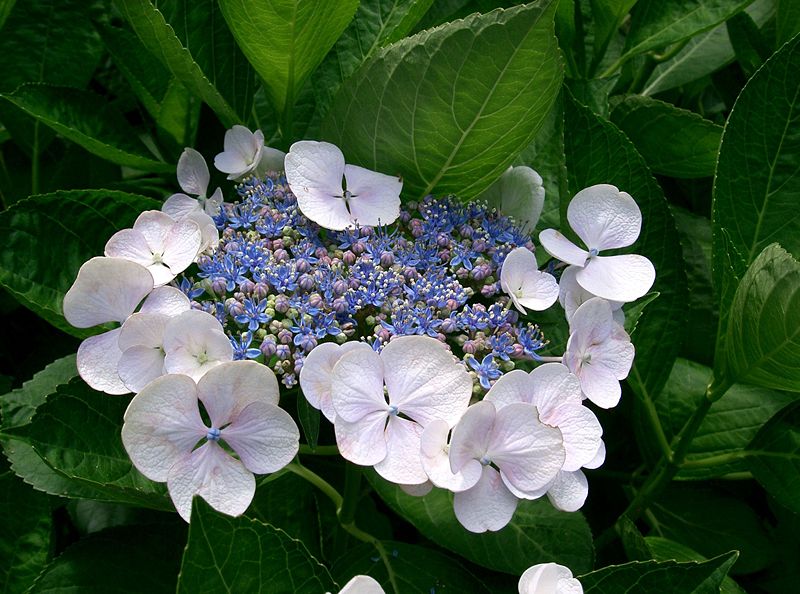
top-left (285, 461), bottom-right (342, 510)
top-left (680, 450), bottom-right (748, 469)
top-left (298, 444), bottom-right (340, 456)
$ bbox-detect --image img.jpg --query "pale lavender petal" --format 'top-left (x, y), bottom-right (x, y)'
top-left (133, 211), bottom-right (175, 254)
top-left (343, 163), bottom-right (402, 227)
top-left (334, 411), bottom-right (389, 467)
top-left (546, 470), bottom-right (588, 512)
top-left (163, 310), bottom-right (233, 381)
top-left (420, 420), bottom-right (481, 492)
top-left (573, 362), bottom-right (622, 409)
top-left (528, 363), bottom-right (583, 417)
top-left (177, 147), bottom-right (210, 196)
top-left (568, 297), bottom-right (614, 344)
top-left (484, 369), bottom-right (534, 410)
top-left (577, 254), bottom-right (656, 303)
top-left (448, 401), bottom-right (495, 474)
top-left (221, 402), bottom-right (299, 474)
top-left (339, 575), bottom-right (386, 594)
top-left (104, 228), bottom-right (155, 267)
top-left (118, 312), bottom-right (168, 350)
top-left (257, 147), bottom-right (286, 172)
top-left (399, 481), bottom-right (433, 497)
top-left (453, 466), bottom-right (518, 533)
top-left (118, 344), bottom-right (166, 393)
top-left (518, 563), bottom-right (582, 594)
top-left (583, 440), bottom-right (606, 469)
top-left (162, 219), bottom-right (202, 273)
top-left (77, 328), bottom-right (127, 394)
top-left (538, 229), bottom-right (589, 266)
top-left (568, 184), bottom-right (641, 251)
top-left (374, 416), bottom-right (427, 485)
top-left (544, 404), bottom-right (602, 472)
top-left (197, 360), bottom-right (280, 427)
top-left (162, 193), bottom-right (201, 220)
top-left (500, 247), bottom-right (558, 313)
top-left (139, 286), bottom-right (190, 316)
top-left (330, 347), bottom-right (386, 422)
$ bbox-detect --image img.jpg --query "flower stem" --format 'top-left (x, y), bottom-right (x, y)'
top-left (537, 355), bottom-right (563, 363)
top-left (298, 444), bottom-right (340, 456)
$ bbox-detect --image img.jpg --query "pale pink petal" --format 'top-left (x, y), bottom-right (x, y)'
top-left (538, 229), bottom-right (589, 267)
top-left (162, 193), bottom-right (201, 220)
top-left (592, 332), bottom-right (635, 381)
top-left (546, 470), bottom-right (588, 512)
top-left (529, 363), bottom-right (583, 417)
top-left (501, 248), bottom-right (559, 313)
top-left (162, 219), bottom-right (202, 273)
top-left (140, 286), bottom-right (190, 316)
top-left (399, 481), bottom-right (433, 497)
top-left (545, 404), bottom-right (602, 471)
top-left (177, 147), bottom-right (210, 196)
top-left (448, 401), bottom-right (495, 474)
top-left (453, 466), bottom-right (518, 533)
top-left (121, 374), bottom-right (207, 481)
top-left (215, 126), bottom-right (261, 178)
top-left (63, 257), bottom-right (153, 327)
top-left (117, 344), bottom-right (166, 393)
top-left (204, 187), bottom-right (224, 216)
top-left (568, 184), bottom-right (641, 251)
top-left (334, 411), bottom-right (388, 466)
top-left (343, 163), bottom-right (402, 227)
top-left (133, 211), bottom-right (174, 254)
top-left (186, 211), bottom-right (220, 251)
top-left (573, 362), bottom-right (622, 409)
top-left (482, 166), bottom-right (545, 233)
top-left (104, 228), bottom-right (155, 268)
top-left (196, 360), bottom-right (280, 427)
top-left (420, 420), bottom-right (481, 492)
top-left (214, 151), bottom-right (248, 176)
top-left (146, 263), bottom-right (177, 287)
top-left (163, 310), bottom-right (233, 381)
top-left (339, 575), bottom-right (386, 594)
top-left (119, 312), bottom-right (168, 350)
top-left (577, 254), bottom-right (655, 302)
top-left (374, 416), bottom-right (427, 485)
top-left (77, 328), bottom-right (127, 394)
top-left (583, 440), bottom-right (606, 469)
top-left (568, 297), bottom-right (614, 343)
top-left (167, 441), bottom-right (255, 522)
top-left (257, 147), bottom-right (286, 173)
top-left (518, 562), bottom-right (582, 594)
top-left (330, 347), bottom-right (387, 422)
top-left (381, 336), bottom-right (471, 427)
top-left (221, 402), bottom-right (299, 474)
top-left (484, 369), bottom-right (534, 410)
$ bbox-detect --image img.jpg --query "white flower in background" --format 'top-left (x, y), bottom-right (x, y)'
top-left (116, 286), bottom-right (191, 393)
top-left (63, 257), bottom-right (154, 394)
top-left (500, 247), bottom-right (559, 314)
top-left (298, 341), bottom-right (375, 422)
top-left (539, 184), bottom-right (655, 302)
top-left (214, 125), bottom-right (285, 180)
top-left (122, 361), bottom-right (300, 522)
top-left (284, 141), bottom-right (402, 231)
top-left (558, 265), bottom-right (624, 325)
top-left (519, 563), bottom-right (583, 594)
top-left (105, 210), bottom-right (202, 286)
top-left (162, 309), bottom-right (234, 381)
top-left (163, 148), bottom-right (224, 218)
top-left (448, 400), bottom-right (565, 533)
top-left (325, 335), bottom-right (471, 485)
top-left (331, 575), bottom-right (386, 594)
top-left (480, 165), bottom-right (545, 233)
top-left (563, 298), bottom-right (634, 409)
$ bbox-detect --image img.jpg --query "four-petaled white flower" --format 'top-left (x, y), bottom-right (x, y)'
top-left (122, 361), bottom-right (300, 522)
top-left (500, 247), bottom-right (559, 314)
top-left (558, 265), bottom-right (624, 325)
top-left (330, 575), bottom-right (386, 594)
top-left (325, 335), bottom-right (471, 485)
top-left (214, 125), bottom-right (285, 180)
top-left (284, 141), bottom-right (402, 231)
top-left (480, 165), bottom-right (545, 234)
top-left (539, 184), bottom-right (655, 302)
top-left (162, 309), bottom-right (234, 381)
top-left (448, 400), bottom-right (565, 533)
top-left (105, 210), bottom-right (202, 286)
top-left (519, 563), bottom-right (583, 594)
top-left (563, 297), bottom-right (634, 409)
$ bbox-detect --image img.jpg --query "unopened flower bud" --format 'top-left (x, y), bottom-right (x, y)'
top-left (333, 297), bottom-right (348, 314)
top-left (278, 329), bottom-right (293, 344)
top-left (352, 241), bottom-right (365, 255)
top-left (298, 274), bottom-right (315, 291)
top-left (463, 340), bottom-right (477, 354)
top-left (343, 250), bottom-right (356, 265)
top-left (273, 248), bottom-right (289, 262)
top-left (295, 258), bottom-right (310, 273)
top-left (274, 295), bottom-right (290, 313)
top-left (211, 278), bottom-right (228, 296)
top-left (380, 251), bottom-right (394, 267)
top-left (240, 279), bottom-right (255, 294)
top-left (260, 338), bottom-right (277, 357)
top-left (276, 344), bottom-right (291, 360)
top-left (253, 282), bottom-right (269, 300)
top-left (308, 293), bottom-right (323, 309)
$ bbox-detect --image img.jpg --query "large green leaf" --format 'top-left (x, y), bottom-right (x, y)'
top-left (0, 189), bottom-right (159, 337)
top-left (777, 0), bottom-right (800, 45)
top-left (589, 0), bottom-right (638, 71)
top-left (579, 552), bottom-right (739, 593)
top-left (563, 91), bottom-right (687, 401)
top-left (322, 1), bottom-right (564, 201)
top-left (367, 471), bottom-right (594, 575)
top-left (332, 542), bottom-right (496, 594)
top-left (0, 354), bottom-right (77, 428)
top-left (178, 497), bottom-right (336, 594)
top-left (621, 0), bottom-right (756, 63)
top-left (30, 524), bottom-right (186, 594)
top-left (723, 244), bottom-right (800, 391)
top-left (117, 0), bottom-right (256, 127)
top-left (645, 538), bottom-right (746, 594)
top-left (746, 400), bottom-right (800, 514)
top-left (8, 378), bottom-right (171, 510)
top-left (610, 96), bottom-right (722, 178)
top-left (649, 358), bottom-right (793, 479)
top-left (0, 84), bottom-right (172, 173)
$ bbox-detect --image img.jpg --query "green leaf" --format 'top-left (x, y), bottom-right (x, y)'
top-left (618, 515), bottom-right (651, 562)
top-left (563, 91), bottom-right (688, 401)
top-left (178, 497), bottom-right (336, 594)
top-left (322, 1), bottom-right (564, 201)
top-left (116, 0), bottom-right (255, 127)
top-left (647, 486), bottom-right (773, 574)
top-left (0, 353), bottom-right (76, 428)
top-left (0, 0), bottom-right (15, 31)
top-left (0, 189), bottom-right (159, 337)
top-left (746, 400), bottom-right (800, 514)
top-left (296, 393), bottom-right (320, 450)
top-left (366, 471), bottom-right (594, 575)
top-left (723, 244), bottom-right (800, 391)
top-left (1, 84), bottom-right (173, 173)
top-left (219, 0), bottom-right (358, 125)
top-left (645, 537), bottom-right (746, 594)
top-left (30, 524), bottom-right (186, 594)
top-left (621, 0), bottom-right (756, 63)
top-left (651, 358), bottom-right (793, 479)
top-left (610, 96), bottom-right (722, 178)
top-left (727, 11), bottom-right (771, 77)
top-left (777, 0), bottom-right (800, 45)
top-left (579, 552), bottom-right (739, 593)
top-left (590, 0), bottom-right (638, 70)
top-left (332, 542), bottom-right (495, 594)
top-left (0, 471), bottom-right (52, 593)
top-left (643, 0), bottom-right (774, 95)
top-left (9, 378), bottom-right (171, 510)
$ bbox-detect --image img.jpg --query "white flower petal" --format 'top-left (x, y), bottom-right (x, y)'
top-left (448, 400), bottom-right (495, 474)
top-left (568, 297), bottom-right (614, 343)
top-left (528, 363), bottom-right (583, 416)
top-left (518, 562), bottom-right (582, 594)
top-left (583, 440), bottom-right (606, 469)
top-left (117, 344), bottom-right (166, 393)
top-left (484, 369), bottom-right (534, 410)
top-left (204, 187), bottom-right (224, 216)
top-left (161, 219), bottom-right (202, 274)
top-left (167, 441), bottom-right (255, 522)
top-left (330, 346), bottom-right (387, 422)
top-left (77, 328), bottom-right (127, 394)
top-left (374, 416), bottom-right (427, 485)
top-left (538, 229), bottom-right (589, 267)
top-left (186, 211), bottom-right (220, 252)
top-left (121, 373), bottom-right (206, 481)
top-left (577, 254), bottom-right (656, 302)
top-left (215, 125), bottom-right (262, 178)
top-left (342, 163), bottom-right (402, 227)
top-left (453, 466), bottom-right (518, 533)
top-left (420, 420), bottom-right (481, 492)
top-left (163, 310), bottom-right (233, 381)
top-left (482, 166), bottom-right (545, 233)
top-left (568, 184), bottom-right (641, 251)
top-left (258, 146), bottom-right (286, 173)
top-left (221, 401), bottom-right (299, 474)
top-left (544, 404), bottom-right (602, 472)
top-left (119, 312), bottom-right (168, 350)
top-left (196, 360), bottom-right (280, 427)
top-left (594, 331), bottom-right (635, 381)
top-left (163, 193), bottom-right (202, 220)
top-left (177, 148), bottom-right (210, 196)
top-left (501, 247), bottom-right (559, 313)
top-left (572, 361), bottom-right (622, 409)
top-left (334, 411), bottom-right (389, 466)
top-left (399, 482), bottom-right (433, 497)
top-left (63, 257), bottom-right (153, 327)
top-left (381, 336), bottom-right (471, 427)
top-left (134, 211), bottom-right (175, 254)
top-left (104, 228), bottom-right (156, 268)
top-left (339, 575), bottom-right (386, 594)
top-left (546, 470), bottom-right (589, 512)
top-left (140, 286), bottom-right (191, 316)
